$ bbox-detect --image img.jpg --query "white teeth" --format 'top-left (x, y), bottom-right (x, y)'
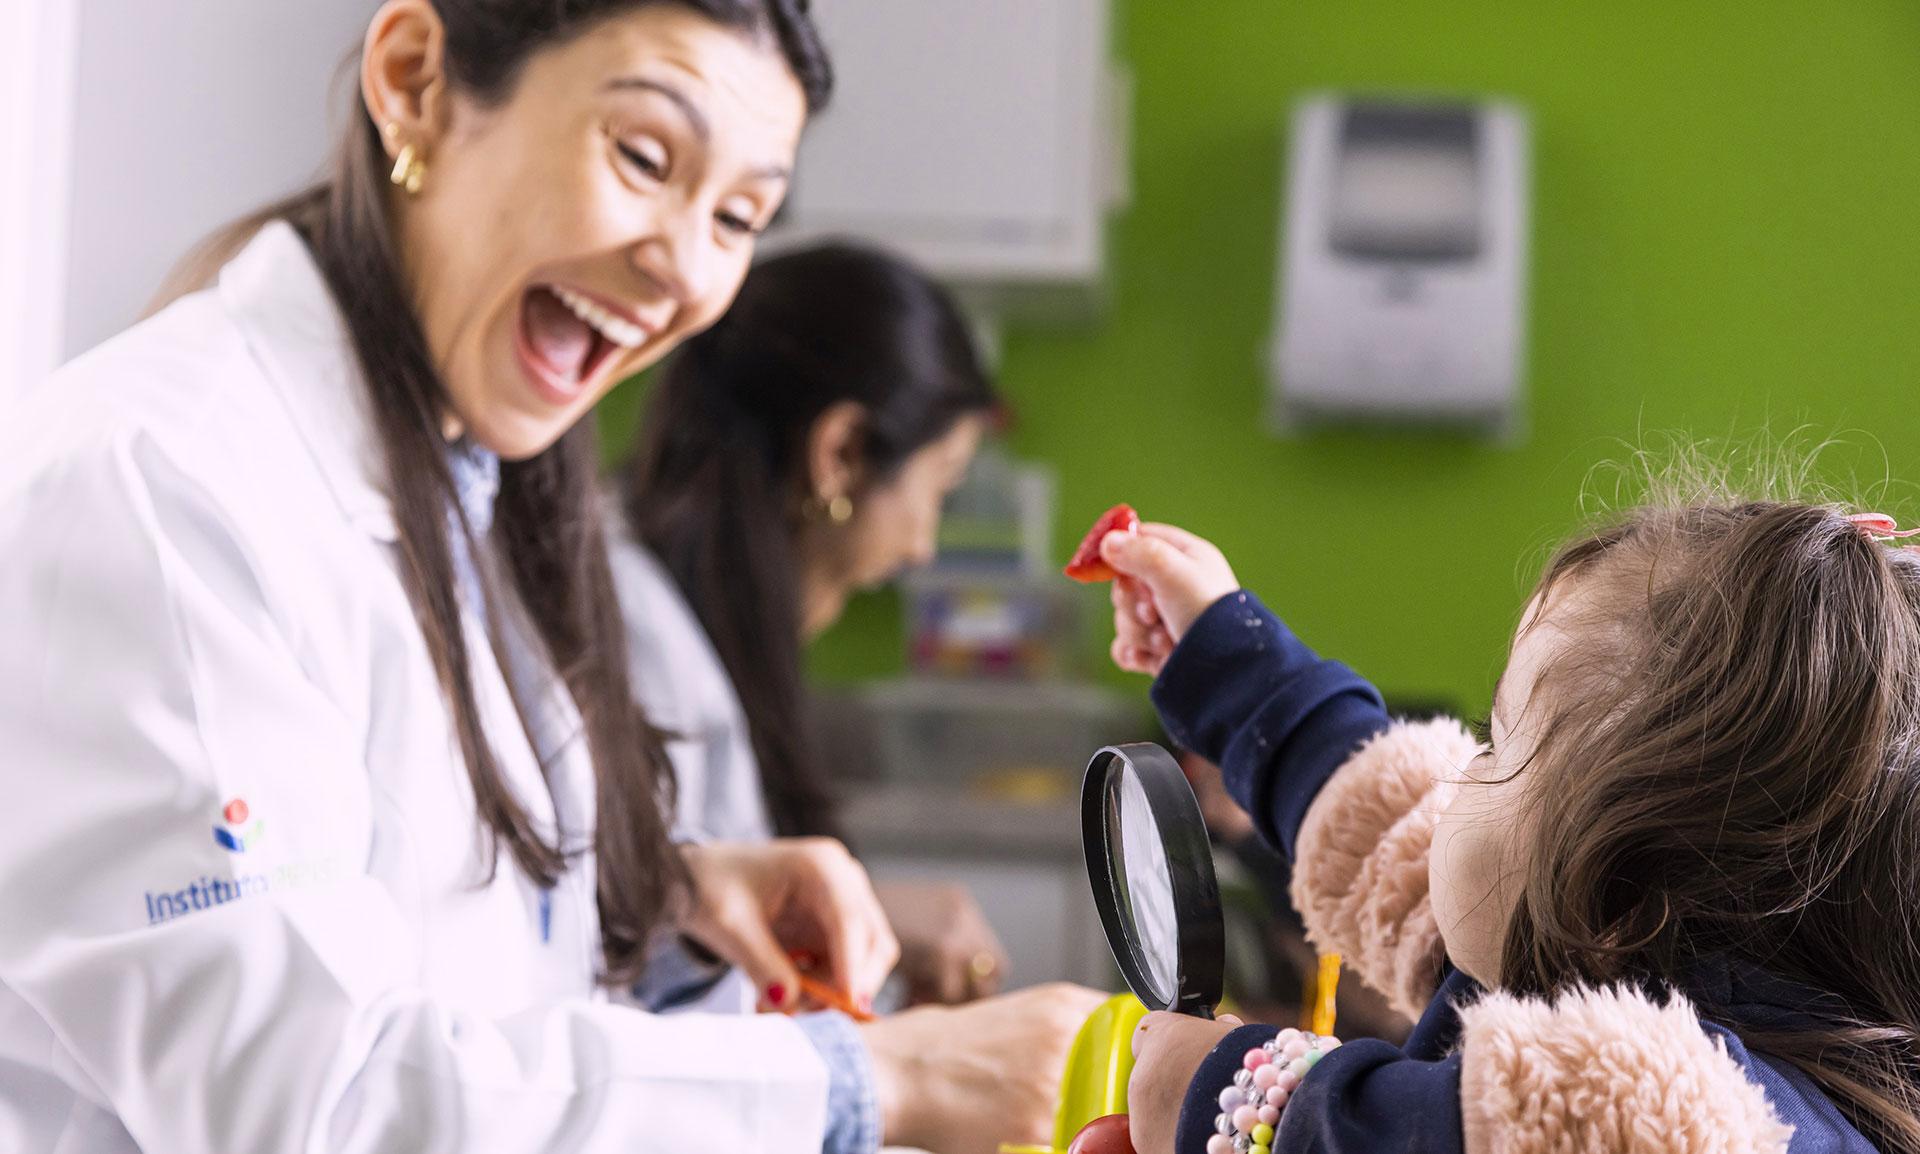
top-left (548, 285), bottom-right (647, 349)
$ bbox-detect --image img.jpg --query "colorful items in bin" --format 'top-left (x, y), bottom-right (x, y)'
top-left (907, 578), bottom-right (1068, 678)
top-left (996, 991), bottom-right (1147, 1154)
top-left (1209, 1029), bottom-right (1342, 1154)
top-left (1064, 504), bottom-right (1140, 583)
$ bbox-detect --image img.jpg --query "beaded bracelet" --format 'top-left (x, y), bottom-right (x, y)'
top-left (1206, 1028), bottom-right (1340, 1154)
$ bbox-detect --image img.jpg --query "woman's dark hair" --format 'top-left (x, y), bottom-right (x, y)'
top-left (164, 0), bottom-right (830, 984)
top-left (1498, 480), bottom-right (1920, 1149)
top-left (622, 243), bottom-right (998, 838)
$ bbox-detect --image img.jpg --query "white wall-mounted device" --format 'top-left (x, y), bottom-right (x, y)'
top-left (1268, 95), bottom-right (1531, 437)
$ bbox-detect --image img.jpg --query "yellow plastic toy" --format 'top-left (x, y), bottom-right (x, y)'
top-left (1000, 957), bottom-right (1342, 1154)
top-left (998, 991), bottom-right (1148, 1154)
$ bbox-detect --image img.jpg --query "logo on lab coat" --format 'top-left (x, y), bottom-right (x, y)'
top-left (143, 854), bottom-right (343, 926)
top-left (214, 797), bottom-right (265, 853)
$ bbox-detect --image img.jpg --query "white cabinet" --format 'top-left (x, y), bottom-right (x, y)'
top-left (6, 0), bottom-right (1128, 396)
top-left (769, 0), bottom-right (1128, 319)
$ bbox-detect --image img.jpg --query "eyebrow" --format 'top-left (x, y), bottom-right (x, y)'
top-left (604, 77), bottom-right (793, 183)
top-left (607, 77), bottom-right (710, 141)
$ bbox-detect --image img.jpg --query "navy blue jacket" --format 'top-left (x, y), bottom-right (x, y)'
top-left (1154, 591), bottom-right (1876, 1153)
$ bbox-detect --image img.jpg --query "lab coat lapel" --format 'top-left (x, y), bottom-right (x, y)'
top-left (218, 221), bottom-right (398, 543)
top-left (217, 220), bottom-right (594, 870)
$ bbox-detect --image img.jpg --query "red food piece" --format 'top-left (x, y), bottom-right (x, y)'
top-left (1064, 504), bottom-right (1140, 583)
top-left (1067, 1114), bottom-right (1137, 1154)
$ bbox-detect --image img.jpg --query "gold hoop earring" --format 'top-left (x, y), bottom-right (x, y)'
top-left (389, 143), bottom-right (427, 195)
top-left (827, 495), bottom-right (854, 524)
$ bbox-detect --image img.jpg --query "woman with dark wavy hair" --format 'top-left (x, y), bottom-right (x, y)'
top-left (0, 3), bottom-right (1099, 1150)
top-left (616, 242), bottom-right (1014, 1008)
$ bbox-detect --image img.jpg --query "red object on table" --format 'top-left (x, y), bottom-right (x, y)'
top-left (1063, 504), bottom-right (1140, 583)
top-left (1067, 1114), bottom-right (1137, 1154)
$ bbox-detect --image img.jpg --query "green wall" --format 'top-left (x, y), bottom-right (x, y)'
top-left (609, 0), bottom-right (1920, 716)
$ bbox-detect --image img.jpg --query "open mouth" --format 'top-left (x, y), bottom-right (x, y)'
top-left (515, 284), bottom-right (648, 403)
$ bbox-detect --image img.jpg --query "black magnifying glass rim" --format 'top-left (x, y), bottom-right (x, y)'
top-left (1081, 742), bottom-right (1224, 1018)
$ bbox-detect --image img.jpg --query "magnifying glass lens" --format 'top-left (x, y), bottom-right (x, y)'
top-left (1082, 743), bottom-right (1224, 1018)
top-left (1113, 766), bottom-right (1178, 1003)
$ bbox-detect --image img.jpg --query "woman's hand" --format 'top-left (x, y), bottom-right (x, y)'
top-left (678, 839), bottom-right (899, 1012)
top-left (863, 982), bottom-right (1109, 1153)
top-left (876, 881), bottom-right (1011, 1005)
top-left (1125, 1010), bottom-right (1245, 1154)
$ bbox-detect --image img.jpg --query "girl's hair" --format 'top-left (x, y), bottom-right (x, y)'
top-left (621, 243), bottom-right (998, 838)
top-left (164, 0), bottom-right (831, 984)
top-left (1499, 483), bottom-right (1920, 1148)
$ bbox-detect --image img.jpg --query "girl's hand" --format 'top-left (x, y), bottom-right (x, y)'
top-left (862, 982), bottom-right (1110, 1152)
top-left (678, 839), bottom-right (899, 1012)
top-left (1126, 1010), bottom-right (1245, 1153)
top-left (876, 881), bottom-right (1011, 1005)
top-left (1101, 524), bottom-right (1239, 677)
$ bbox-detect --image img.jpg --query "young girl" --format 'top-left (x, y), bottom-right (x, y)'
top-left (1101, 494), bottom-right (1918, 1153)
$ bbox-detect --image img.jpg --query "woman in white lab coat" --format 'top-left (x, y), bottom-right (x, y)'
top-left (0, 2), bottom-right (1100, 1151)
top-left (612, 243), bottom-right (1013, 1007)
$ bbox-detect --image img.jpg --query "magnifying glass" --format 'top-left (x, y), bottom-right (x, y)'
top-left (1008, 744), bottom-right (1222, 1154)
top-left (1081, 742), bottom-right (1224, 1019)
